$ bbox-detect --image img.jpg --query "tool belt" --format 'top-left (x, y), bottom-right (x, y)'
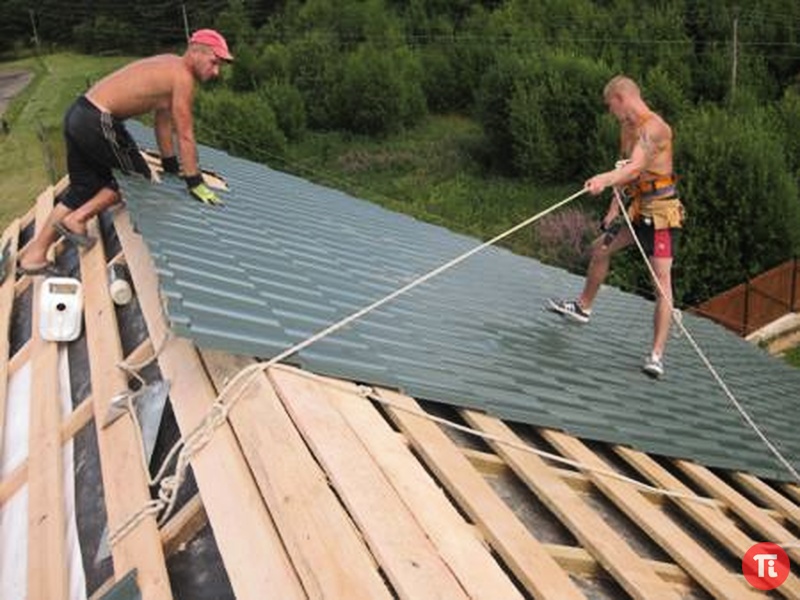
top-left (625, 174), bottom-right (685, 229)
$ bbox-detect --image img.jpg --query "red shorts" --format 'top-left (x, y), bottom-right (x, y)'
top-left (633, 220), bottom-right (680, 259)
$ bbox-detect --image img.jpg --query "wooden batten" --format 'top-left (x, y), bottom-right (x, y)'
top-left (677, 461), bottom-right (800, 565)
top-left (377, 388), bottom-right (584, 600)
top-left (0, 394), bottom-right (94, 507)
top-left (0, 462), bottom-right (26, 506)
top-left (784, 484), bottom-right (800, 505)
top-left (539, 429), bottom-right (761, 600)
top-left (80, 215), bottom-right (172, 599)
top-left (115, 210), bottom-right (306, 600)
top-left (27, 187), bottom-right (69, 600)
top-left (314, 372), bottom-right (523, 600)
top-left (8, 339), bottom-right (31, 377)
top-left (0, 218), bottom-right (20, 470)
top-left (270, 366), bottom-right (475, 599)
top-left (461, 410), bottom-right (681, 600)
top-left (732, 472), bottom-right (800, 530)
top-left (202, 353), bottom-right (388, 599)
top-left (614, 448), bottom-right (800, 599)
top-left (160, 494), bottom-right (208, 558)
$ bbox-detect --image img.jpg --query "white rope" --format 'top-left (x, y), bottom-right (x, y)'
top-left (613, 189), bottom-right (800, 484)
top-left (109, 187), bottom-right (589, 541)
top-left (115, 331), bottom-right (174, 388)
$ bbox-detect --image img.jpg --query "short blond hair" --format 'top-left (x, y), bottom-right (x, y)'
top-left (603, 75), bottom-right (640, 101)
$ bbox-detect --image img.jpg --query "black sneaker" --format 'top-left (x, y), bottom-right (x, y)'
top-left (547, 298), bottom-right (591, 324)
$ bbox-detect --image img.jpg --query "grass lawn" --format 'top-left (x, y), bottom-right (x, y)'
top-left (282, 116), bottom-right (591, 259)
top-left (0, 52), bottom-right (593, 263)
top-left (0, 53), bottom-right (133, 230)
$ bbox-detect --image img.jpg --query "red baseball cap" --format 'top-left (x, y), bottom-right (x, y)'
top-left (189, 29), bottom-right (234, 61)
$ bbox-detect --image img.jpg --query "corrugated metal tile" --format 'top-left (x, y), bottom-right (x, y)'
top-left (121, 122), bottom-right (800, 481)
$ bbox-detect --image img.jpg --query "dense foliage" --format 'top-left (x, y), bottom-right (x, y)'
top-left (3, 0), bottom-right (800, 306)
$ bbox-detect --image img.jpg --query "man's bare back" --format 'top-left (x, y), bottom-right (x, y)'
top-left (18, 29), bottom-right (232, 275)
top-left (86, 55), bottom-right (194, 119)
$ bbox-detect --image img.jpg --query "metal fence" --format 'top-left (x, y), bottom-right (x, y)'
top-left (690, 257), bottom-right (800, 336)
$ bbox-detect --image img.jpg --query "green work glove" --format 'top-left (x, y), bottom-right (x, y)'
top-left (184, 174), bottom-right (223, 206)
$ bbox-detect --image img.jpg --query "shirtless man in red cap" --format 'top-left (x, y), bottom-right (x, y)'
top-left (18, 29), bottom-right (233, 276)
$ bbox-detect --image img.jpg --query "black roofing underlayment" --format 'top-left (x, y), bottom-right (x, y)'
top-left (123, 122), bottom-right (800, 482)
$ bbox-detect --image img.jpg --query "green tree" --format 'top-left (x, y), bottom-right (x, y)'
top-left (287, 32), bottom-right (342, 129)
top-left (335, 45), bottom-right (426, 135)
top-left (675, 105), bottom-right (800, 303)
top-left (477, 50), bottom-right (609, 181)
top-left (262, 81), bottom-right (306, 141)
top-left (195, 88), bottom-right (287, 163)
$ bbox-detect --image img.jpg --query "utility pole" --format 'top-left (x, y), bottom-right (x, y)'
top-left (182, 4), bottom-right (190, 42)
top-left (29, 9), bottom-right (40, 52)
top-left (731, 8), bottom-right (739, 102)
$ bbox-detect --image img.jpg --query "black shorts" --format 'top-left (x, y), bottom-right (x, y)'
top-left (633, 218), bottom-right (680, 259)
top-left (62, 96), bottom-right (151, 209)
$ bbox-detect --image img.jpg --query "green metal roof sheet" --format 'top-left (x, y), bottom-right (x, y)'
top-left (122, 122), bottom-right (800, 481)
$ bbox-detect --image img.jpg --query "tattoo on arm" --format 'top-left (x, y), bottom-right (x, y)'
top-left (639, 130), bottom-right (657, 161)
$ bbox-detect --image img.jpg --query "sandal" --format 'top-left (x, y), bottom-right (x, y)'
top-left (17, 261), bottom-right (65, 277)
top-left (53, 221), bottom-right (97, 250)
top-left (0, 239), bottom-right (10, 284)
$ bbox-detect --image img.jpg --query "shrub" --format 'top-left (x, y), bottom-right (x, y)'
top-left (419, 30), bottom-right (495, 114)
top-left (288, 33), bottom-right (342, 129)
top-left (229, 44), bottom-right (261, 92)
top-left (476, 50), bottom-right (610, 182)
top-left (675, 105), bottom-right (800, 303)
top-left (73, 16), bottom-right (138, 54)
top-left (195, 89), bottom-right (287, 163)
top-left (776, 88), bottom-right (800, 176)
top-left (335, 45), bottom-right (426, 135)
top-left (230, 41), bottom-right (295, 93)
top-left (531, 207), bottom-right (595, 274)
top-left (261, 81), bottom-right (306, 141)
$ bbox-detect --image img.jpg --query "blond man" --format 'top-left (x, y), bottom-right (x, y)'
top-left (549, 76), bottom-right (684, 378)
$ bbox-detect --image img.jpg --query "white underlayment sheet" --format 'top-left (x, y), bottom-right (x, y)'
top-left (0, 348), bottom-right (87, 599)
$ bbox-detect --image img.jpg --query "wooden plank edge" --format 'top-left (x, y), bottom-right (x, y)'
top-left (732, 472), bottom-right (800, 530)
top-left (0, 219), bottom-right (20, 479)
top-left (677, 461), bottom-right (800, 564)
top-left (27, 186), bottom-right (68, 600)
top-left (375, 388), bottom-right (586, 600)
top-left (201, 350), bottom-right (385, 599)
top-left (81, 216), bottom-right (172, 599)
top-left (300, 369), bottom-right (523, 600)
top-left (539, 429), bottom-right (761, 600)
top-left (460, 409), bottom-right (681, 600)
top-left (115, 210), bottom-right (305, 600)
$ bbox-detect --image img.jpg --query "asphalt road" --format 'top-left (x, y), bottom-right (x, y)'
top-left (0, 70), bottom-right (33, 118)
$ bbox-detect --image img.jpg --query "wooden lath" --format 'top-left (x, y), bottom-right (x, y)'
top-left (0, 191), bottom-right (172, 599)
top-left (374, 387), bottom-right (584, 599)
top-left (27, 187), bottom-right (68, 600)
top-left (115, 209), bottom-right (306, 599)
top-left (80, 212), bottom-right (172, 599)
top-left (2, 199), bottom-right (800, 599)
top-left (0, 218), bottom-right (20, 465)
